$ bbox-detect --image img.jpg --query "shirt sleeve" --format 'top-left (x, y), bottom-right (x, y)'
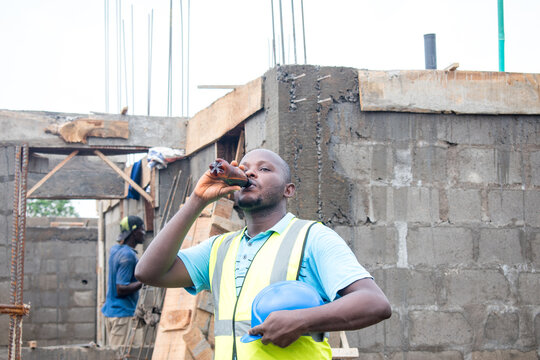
top-left (302, 223), bottom-right (372, 302)
top-left (116, 252), bottom-right (137, 286)
top-left (177, 236), bottom-right (216, 295)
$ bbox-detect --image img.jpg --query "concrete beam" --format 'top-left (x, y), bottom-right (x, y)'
top-left (0, 110), bottom-right (187, 152)
top-left (358, 70), bottom-right (540, 115)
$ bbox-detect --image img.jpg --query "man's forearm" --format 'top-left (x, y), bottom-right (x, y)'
top-left (117, 281), bottom-right (142, 297)
top-left (135, 195), bottom-right (208, 286)
top-left (300, 282), bottom-right (392, 333)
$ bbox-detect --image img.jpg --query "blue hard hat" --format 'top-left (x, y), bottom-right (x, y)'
top-left (240, 280), bottom-right (324, 343)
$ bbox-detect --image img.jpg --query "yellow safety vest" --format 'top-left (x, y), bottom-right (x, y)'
top-left (208, 217), bottom-right (332, 360)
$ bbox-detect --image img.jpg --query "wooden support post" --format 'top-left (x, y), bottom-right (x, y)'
top-left (94, 150), bottom-right (154, 205)
top-left (26, 150), bottom-right (79, 197)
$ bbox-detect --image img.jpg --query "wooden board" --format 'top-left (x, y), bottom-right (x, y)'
top-left (358, 70), bottom-right (540, 115)
top-left (186, 77), bottom-right (263, 155)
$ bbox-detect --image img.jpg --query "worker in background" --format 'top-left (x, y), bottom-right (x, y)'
top-left (135, 149), bottom-right (391, 359)
top-left (102, 215), bottom-right (145, 347)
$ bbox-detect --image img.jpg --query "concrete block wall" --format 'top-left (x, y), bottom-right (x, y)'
top-left (22, 218), bottom-right (98, 346)
top-left (254, 65), bottom-right (540, 358)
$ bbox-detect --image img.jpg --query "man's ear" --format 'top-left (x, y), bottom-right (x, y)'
top-left (284, 183), bottom-right (296, 198)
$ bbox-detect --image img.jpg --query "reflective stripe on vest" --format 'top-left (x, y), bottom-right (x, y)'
top-left (208, 218), bottom-right (332, 360)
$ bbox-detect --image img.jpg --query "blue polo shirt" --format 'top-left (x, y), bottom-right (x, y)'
top-left (101, 244), bottom-right (139, 317)
top-left (177, 213), bottom-right (371, 302)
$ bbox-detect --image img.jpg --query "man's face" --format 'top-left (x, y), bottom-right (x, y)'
top-left (133, 227), bottom-right (146, 244)
top-left (234, 150), bottom-right (289, 211)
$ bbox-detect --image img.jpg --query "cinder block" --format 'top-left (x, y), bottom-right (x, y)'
top-left (370, 186), bottom-right (388, 223)
top-left (530, 151), bottom-right (540, 186)
top-left (37, 274), bottom-right (58, 291)
top-left (36, 323), bottom-right (67, 340)
top-left (471, 350), bottom-right (538, 360)
top-left (371, 145), bottom-right (391, 183)
top-left (487, 190), bottom-right (524, 226)
top-left (0, 279), bottom-right (10, 304)
top-left (484, 311), bottom-right (519, 344)
top-left (68, 256), bottom-right (96, 275)
top-left (390, 351), bottom-right (463, 360)
top-left (518, 273), bottom-right (540, 305)
top-left (349, 317), bottom-right (386, 351)
top-left (447, 189), bottom-right (482, 223)
top-left (67, 322), bottom-right (95, 340)
top-left (392, 148), bottom-right (413, 188)
top-left (457, 148), bottom-right (496, 184)
top-left (524, 191), bottom-right (540, 227)
top-left (0, 314), bottom-right (8, 345)
top-left (534, 312), bottom-right (540, 346)
top-left (67, 276), bottom-right (96, 290)
top-left (441, 117), bottom-right (496, 146)
top-left (409, 310), bottom-right (473, 347)
top-left (0, 146), bottom-right (15, 176)
top-left (0, 245), bottom-right (9, 278)
top-left (0, 215), bottom-right (8, 245)
top-left (31, 307), bottom-right (59, 324)
top-left (446, 269), bottom-right (510, 305)
top-left (407, 227), bottom-right (473, 267)
top-left (384, 268), bottom-right (438, 306)
top-left (531, 230), bottom-right (540, 267)
top-left (40, 289), bottom-right (69, 308)
top-left (412, 146), bottom-right (447, 184)
top-left (406, 187), bottom-right (439, 223)
top-left (351, 225), bottom-right (397, 267)
top-left (330, 142), bottom-right (372, 182)
top-left (64, 307), bottom-right (95, 323)
top-left (479, 228), bottom-right (524, 265)
top-left (353, 184), bottom-right (371, 225)
top-left (380, 307), bottom-right (404, 348)
top-left (71, 290), bottom-right (96, 307)
top-left (387, 115), bottom-right (413, 142)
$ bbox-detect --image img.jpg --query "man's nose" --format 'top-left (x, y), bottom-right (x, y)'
top-left (245, 168), bottom-right (256, 178)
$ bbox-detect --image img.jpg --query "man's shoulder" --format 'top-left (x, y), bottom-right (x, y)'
top-left (114, 245), bottom-right (137, 261)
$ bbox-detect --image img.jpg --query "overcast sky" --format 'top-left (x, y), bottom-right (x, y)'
top-left (2, 0), bottom-right (539, 216)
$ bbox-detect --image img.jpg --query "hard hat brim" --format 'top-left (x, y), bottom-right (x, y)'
top-left (240, 333), bottom-right (262, 343)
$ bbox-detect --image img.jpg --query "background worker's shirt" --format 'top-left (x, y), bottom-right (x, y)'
top-left (177, 213), bottom-right (372, 302)
top-left (101, 244), bottom-right (140, 317)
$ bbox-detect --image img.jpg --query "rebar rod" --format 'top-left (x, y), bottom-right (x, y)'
top-left (278, 0), bottom-right (285, 64)
top-left (147, 10), bottom-right (154, 116)
top-left (291, 0), bottom-right (297, 64)
top-left (270, 0), bottom-right (277, 66)
top-left (180, 0), bottom-right (184, 117)
top-left (8, 144), bottom-right (29, 360)
top-left (131, 4), bottom-right (135, 114)
top-left (186, 0), bottom-right (190, 117)
top-left (300, 0), bottom-right (306, 64)
top-left (167, 0), bottom-right (173, 116)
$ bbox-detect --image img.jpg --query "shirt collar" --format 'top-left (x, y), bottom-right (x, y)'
top-left (244, 212), bottom-right (296, 239)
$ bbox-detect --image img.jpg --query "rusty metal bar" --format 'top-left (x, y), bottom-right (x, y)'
top-left (8, 144), bottom-right (30, 360)
top-left (0, 304), bottom-right (31, 316)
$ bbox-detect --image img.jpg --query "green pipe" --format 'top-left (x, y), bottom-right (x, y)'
top-left (498, 0), bottom-right (505, 71)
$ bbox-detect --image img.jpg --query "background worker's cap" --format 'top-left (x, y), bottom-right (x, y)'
top-left (117, 215), bottom-right (144, 242)
top-left (240, 280), bottom-right (324, 343)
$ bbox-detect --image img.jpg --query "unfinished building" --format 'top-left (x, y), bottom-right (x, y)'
top-left (1, 64), bottom-right (539, 359)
